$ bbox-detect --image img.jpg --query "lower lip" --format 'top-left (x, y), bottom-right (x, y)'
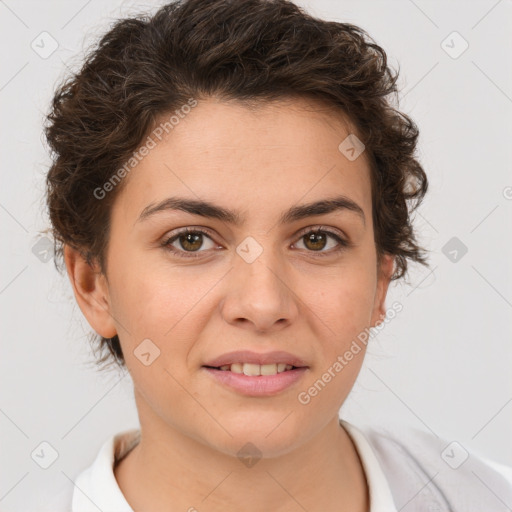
top-left (202, 367), bottom-right (308, 396)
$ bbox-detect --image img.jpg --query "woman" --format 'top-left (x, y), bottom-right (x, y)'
top-left (42, 0), bottom-right (512, 510)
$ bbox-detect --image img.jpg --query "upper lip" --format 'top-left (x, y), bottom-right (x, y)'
top-left (203, 350), bottom-right (309, 368)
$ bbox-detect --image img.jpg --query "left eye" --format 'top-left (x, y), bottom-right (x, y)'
top-left (162, 227), bottom-right (349, 259)
top-left (294, 228), bottom-right (349, 254)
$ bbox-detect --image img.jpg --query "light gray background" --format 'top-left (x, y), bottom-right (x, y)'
top-left (1, 0), bottom-right (511, 510)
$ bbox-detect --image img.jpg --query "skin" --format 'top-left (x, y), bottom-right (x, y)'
top-left (65, 96), bottom-right (395, 512)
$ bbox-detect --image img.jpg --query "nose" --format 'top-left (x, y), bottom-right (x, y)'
top-left (220, 248), bottom-right (299, 334)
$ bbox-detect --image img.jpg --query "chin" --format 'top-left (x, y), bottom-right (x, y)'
top-left (198, 418), bottom-right (307, 460)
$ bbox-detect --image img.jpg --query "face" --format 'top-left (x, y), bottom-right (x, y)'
top-left (66, 96), bottom-right (394, 457)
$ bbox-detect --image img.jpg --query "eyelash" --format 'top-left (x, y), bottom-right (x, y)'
top-left (161, 226), bottom-right (351, 259)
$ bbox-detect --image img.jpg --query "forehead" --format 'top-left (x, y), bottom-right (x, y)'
top-left (113, 96), bottom-right (373, 225)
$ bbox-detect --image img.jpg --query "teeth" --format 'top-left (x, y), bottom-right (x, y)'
top-left (230, 363), bottom-right (243, 373)
top-left (243, 363), bottom-right (261, 376)
top-left (219, 363), bottom-right (294, 375)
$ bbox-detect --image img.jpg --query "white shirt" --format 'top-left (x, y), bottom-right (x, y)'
top-left (68, 419), bottom-right (396, 511)
top-left (46, 419), bottom-right (512, 512)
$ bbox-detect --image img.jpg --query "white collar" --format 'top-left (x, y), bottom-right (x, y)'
top-left (72, 420), bottom-right (397, 511)
top-left (72, 429), bottom-right (139, 511)
top-left (341, 419), bottom-right (397, 512)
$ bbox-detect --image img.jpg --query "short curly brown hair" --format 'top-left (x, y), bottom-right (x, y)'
top-left (43, 0), bottom-right (429, 371)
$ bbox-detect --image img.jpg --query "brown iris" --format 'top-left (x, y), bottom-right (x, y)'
top-left (303, 231), bottom-right (327, 251)
top-left (179, 232), bottom-right (203, 251)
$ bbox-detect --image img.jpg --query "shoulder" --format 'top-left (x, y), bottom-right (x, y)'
top-left (357, 421), bottom-right (512, 511)
top-left (40, 429), bottom-right (140, 512)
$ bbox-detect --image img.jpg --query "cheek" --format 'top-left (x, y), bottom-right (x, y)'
top-left (297, 271), bottom-right (376, 410)
top-left (305, 260), bottom-right (377, 343)
top-left (108, 261), bottom-right (218, 366)
top-left (335, 278), bottom-right (376, 333)
top-left (109, 255), bottom-right (193, 329)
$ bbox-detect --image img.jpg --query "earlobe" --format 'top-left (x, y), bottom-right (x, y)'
top-left (370, 253), bottom-right (395, 328)
top-left (63, 245), bottom-right (117, 339)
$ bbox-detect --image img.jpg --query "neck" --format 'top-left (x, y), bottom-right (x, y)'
top-left (115, 410), bottom-right (368, 512)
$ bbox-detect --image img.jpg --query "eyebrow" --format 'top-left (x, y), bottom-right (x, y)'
top-left (136, 195), bottom-right (366, 227)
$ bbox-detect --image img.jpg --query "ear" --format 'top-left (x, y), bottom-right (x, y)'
top-left (370, 253), bottom-right (395, 328)
top-left (63, 244), bottom-right (117, 339)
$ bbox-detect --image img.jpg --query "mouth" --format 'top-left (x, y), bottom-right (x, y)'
top-left (202, 362), bottom-right (303, 376)
top-left (201, 350), bottom-right (310, 396)
top-left (201, 363), bottom-right (309, 396)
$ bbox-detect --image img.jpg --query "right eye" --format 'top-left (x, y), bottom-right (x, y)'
top-left (161, 227), bottom-right (220, 259)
